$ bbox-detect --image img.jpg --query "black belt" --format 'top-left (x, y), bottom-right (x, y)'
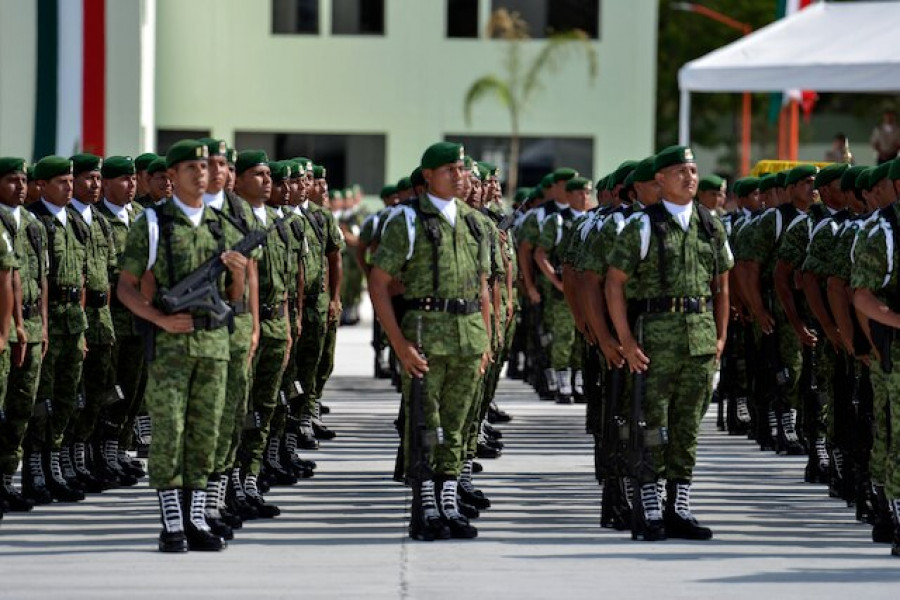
top-left (640, 296), bottom-right (712, 314)
top-left (48, 285), bottom-right (82, 305)
top-left (259, 303), bottom-right (286, 320)
top-left (229, 300), bottom-right (248, 316)
top-left (192, 315), bottom-right (228, 331)
top-left (405, 297), bottom-right (481, 315)
top-left (85, 289), bottom-right (109, 309)
top-left (304, 293), bottom-right (319, 301)
top-left (22, 299), bottom-right (41, 319)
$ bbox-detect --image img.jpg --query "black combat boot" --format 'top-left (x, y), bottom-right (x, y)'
top-left (282, 429), bottom-right (315, 479)
top-left (157, 489), bottom-right (188, 552)
top-left (804, 437), bottom-right (830, 484)
top-left (891, 498), bottom-right (900, 557)
top-left (21, 453), bottom-right (52, 505)
top-left (312, 402), bottom-right (336, 440)
top-left (555, 369), bottom-right (574, 404)
top-left (135, 414), bottom-right (152, 458)
top-left (664, 480), bottom-right (713, 540)
top-left (297, 414), bottom-right (319, 451)
top-left (263, 437), bottom-right (298, 486)
top-left (487, 401), bottom-right (512, 423)
top-left (631, 482), bottom-right (666, 541)
top-left (225, 467), bottom-right (258, 521)
top-left (96, 439), bottom-right (137, 487)
top-left (214, 473), bottom-right (242, 529)
top-left (183, 488), bottom-right (225, 551)
top-left (44, 451), bottom-right (85, 502)
top-left (58, 445), bottom-right (84, 492)
top-left (829, 447), bottom-right (846, 499)
top-left (204, 475), bottom-right (233, 540)
top-left (438, 478), bottom-right (477, 539)
top-left (1, 474), bottom-right (35, 512)
top-left (117, 448), bottom-right (146, 479)
top-left (612, 477), bottom-right (633, 531)
top-left (871, 485), bottom-right (893, 544)
top-left (573, 370), bottom-right (586, 404)
top-left (409, 479), bottom-right (451, 541)
top-left (243, 473), bottom-right (280, 518)
top-left (71, 442), bottom-right (104, 493)
top-left (458, 459), bottom-right (491, 510)
top-left (777, 409), bottom-right (805, 456)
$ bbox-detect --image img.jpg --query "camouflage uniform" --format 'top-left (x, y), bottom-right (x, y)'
top-left (0, 215), bottom-right (19, 426)
top-left (119, 199), bottom-right (242, 490)
top-left (373, 195), bottom-right (490, 477)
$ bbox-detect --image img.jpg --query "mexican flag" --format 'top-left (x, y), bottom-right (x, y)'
top-left (768, 0), bottom-right (817, 122)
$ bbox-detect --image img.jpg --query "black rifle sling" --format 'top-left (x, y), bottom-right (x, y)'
top-left (0, 210), bottom-right (17, 256)
top-left (644, 202), bottom-right (720, 292)
top-left (409, 198), bottom-right (443, 296)
top-left (25, 222), bottom-right (44, 281)
top-left (27, 202), bottom-right (59, 281)
top-left (156, 206), bottom-right (225, 291)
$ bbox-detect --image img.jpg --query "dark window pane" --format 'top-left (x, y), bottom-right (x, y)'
top-left (333, 0), bottom-right (385, 35)
top-left (447, 0), bottom-right (479, 38)
top-left (156, 129), bottom-right (210, 156)
top-left (547, 0), bottom-right (599, 38)
top-left (272, 0), bottom-right (319, 35)
top-left (491, 0), bottom-right (545, 37)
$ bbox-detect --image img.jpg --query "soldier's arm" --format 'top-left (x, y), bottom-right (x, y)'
top-left (117, 271), bottom-right (194, 334)
top-left (802, 271), bottom-right (841, 349)
top-left (853, 287), bottom-right (900, 328)
top-left (534, 244), bottom-right (561, 292)
top-left (355, 241), bottom-right (369, 276)
top-left (742, 261), bottom-right (774, 333)
top-left (40, 273), bottom-right (48, 357)
top-left (0, 269), bottom-right (12, 353)
top-left (712, 273), bottom-right (730, 362)
top-left (583, 269), bottom-right (623, 367)
top-left (774, 259), bottom-right (816, 346)
top-left (827, 276), bottom-right (856, 354)
top-left (604, 266), bottom-right (648, 373)
top-left (11, 270), bottom-right (26, 366)
top-left (368, 266), bottom-right (426, 377)
top-left (248, 259), bottom-right (260, 361)
top-left (518, 239), bottom-right (539, 304)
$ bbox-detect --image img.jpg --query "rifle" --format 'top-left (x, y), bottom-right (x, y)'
top-left (407, 316), bottom-right (443, 540)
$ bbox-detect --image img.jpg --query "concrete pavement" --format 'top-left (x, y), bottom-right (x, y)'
top-left (0, 314), bottom-right (898, 599)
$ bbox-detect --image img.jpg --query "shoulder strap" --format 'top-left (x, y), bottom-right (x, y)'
top-left (223, 191), bottom-right (250, 234)
top-left (695, 202), bottom-right (721, 293)
top-left (66, 207), bottom-right (90, 245)
top-left (0, 210), bottom-right (16, 243)
top-left (24, 221), bottom-right (44, 280)
top-left (156, 207), bottom-right (177, 287)
top-left (410, 197), bottom-right (443, 295)
top-left (644, 203), bottom-right (670, 288)
top-left (93, 208), bottom-right (112, 239)
top-left (27, 204), bottom-right (58, 277)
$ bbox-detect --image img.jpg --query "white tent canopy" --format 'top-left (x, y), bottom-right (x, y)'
top-left (677, 1), bottom-right (900, 144)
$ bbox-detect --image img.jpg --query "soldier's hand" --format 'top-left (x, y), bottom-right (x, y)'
top-left (620, 338), bottom-right (649, 373)
top-left (479, 349), bottom-right (493, 375)
top-left (823, 325), bottom-right (842, 351)
top-left (220, 250), bottom-right (248, 275)
top-left (328, 299), bottom-right (342, 323)
top-left (599, 337), bottom-right (625, 368)
top-left (248, 330), bottom-right (260, 366)
top-left (754, 309), bottom-right (775, 335)
top-left (527, 287), bottom-right (541, 305)
top-left (715, 338), bottom-right (726, 363)
top-left (839, 330), bottom-right (855, 355)
top-left (793, 323), bottom-right (818, 347)
top-left (397, 339), bottom-right (428, 378)
top-left (156, 313), bottom-right (195, 334)
top-left (13, 341), bottom-right (27, 368)
top-left (41, 331), bottom-right (49, 358)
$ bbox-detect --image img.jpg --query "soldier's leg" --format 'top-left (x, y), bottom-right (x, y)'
top-left (0, 343), bottom-right (42, 509)
top-left (314, 319), bottom-right (338, 400)
top-left (213, 314), bottom-right (253, 475)
top-left (869, 360), bottom-right (895, 543)
top-left (145, 354), bottom-right (195, 490)
top-left (183, 357), bottom-right (228, 491)
top-left (101, 333), bottom-right (145, 449)
top-left (239, 336), bottom-right (289, 477)
top-left (882, 365), bottom-right (900, 556)
top-left (291, 310), bottom-right (327, 448)
top-left (545, 291), bottom-right (576, 403)
top-left (20, 337), bottom-right (64, 502)
top-left (775, 308), bottom-right (804, 455)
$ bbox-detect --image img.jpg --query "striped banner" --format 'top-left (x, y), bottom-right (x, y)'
top-left (33, 0), bottom-right (105, 160)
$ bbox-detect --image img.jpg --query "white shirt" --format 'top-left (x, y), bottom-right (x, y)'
top-left (40, 198), bottom-right (67, 226)
top-left (202, 189), bottom-right (225, 211)
top-left (103, 198), bottom-right (130, 225)
top-left (663, 199), bottom-right (693, 231)
top-left (252, 205), bottom-right (268, 226)
top-left (0, 204), bottom-right (21, 229)
top-left (427, 193), bottom-right (457, 227)
top-left (300, 200), bottom-right (310, 211)
top-left (172, 195), bottom-right (205, 227)
top-left (69, 198), bottom-right (93, 226)
top-left (554, 201), bottom-right (570, 211)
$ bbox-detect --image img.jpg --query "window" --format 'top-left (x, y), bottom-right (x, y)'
top-left (333, 0), bottom-right (384, 35)
top-left (272, 0), bottom-right (320, 35)
top-left (447, 0), bottom-right (479, 38)
top-left (235, 131), bottom-right (386, 192)
top-left (156, 129), bottom-right (210, 156)
top-left (491, 0), bottom-right (599, 39)
top-left (445, 134), bottom-right (594, 188)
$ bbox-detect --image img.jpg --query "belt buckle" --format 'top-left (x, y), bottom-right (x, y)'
top-left (670, 298), bottom-right (678, 313)
top-left (455, 298), bottom-right (466, 313)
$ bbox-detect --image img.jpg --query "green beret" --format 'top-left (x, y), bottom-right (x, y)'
top-left (775, 170), bottom-right (789, 188)
top-left (698, 174), bottom-right (725, 192)
top-left (269, 161), bottom-right (292, 182)
top-left (612, 161), bottom-right (638, 186)
top-left (166, 139), bottom-right (209, 169)
top-left (653, 145), bottom-right (695, 173)
top-left (396, 177), bottom-right (412, 192)
top-left (410, 167), bottom-right (425, 188)
top-left (71, 153), bottom-right (102, 175)
top-left (632, 157), bottom-right (656, 183)
top-left (855, 167), bottom-right (873, 192)
top-left (553, 167), bottom-right (579, 182)
top-left (134, 152), bottom-right (158, 172)
top-left (0, 157), bottom-right (28, 178)
top-left (312, 165), bottom-right (327, 179)
top-left (540, 174), bottom-right (555, 189)
top-left (840, 165), bottom-right (867, 191)
top-left (758, 173), bottom-right (778, 193)
top-left (292, 157), bottom-right (313, 173)
top-left (481, 162), bottom-right (500, 178)
top-left (871, 160), bottom-right (892, 185)
top-left (814, 163), bottom-right (848, 189)
top-left (288, 161), bottom-right (304, 179)
top-left (732, 177), bottom-right (760, 198)
top-left (596, 176), bottom-right (607, 191)
top-left (622, 172), bottom-right (635, 190)
top-left (331, 189), bottom-right (344, 200)
top-left (197, 137), bottom-right (228, 157)
top-left (885, 159), bottom-right (900, 182)
top-left (475, 163), bottom-right (489, 181)
top-left (34, 156), bottom-right (73, 181)
top-left (565, 176), bottom-right (592, 192)
top-left (421, 142), bottom-right (464, 170)
top-left (235, 150), bottom-right (269, 176)
top-left (532, 186), bottom-right (544, 200)
top-left (226, 148), bottom-right (237, 166)
top-left (147, 157), bottom-right (167, 176)
top-left (785, 164), bottom-right (819, 186)
top-left (26, 166), bottom-right (34, 182)
top-left (463, 155), bottom-right (475, 170)
top-left (101, 156), bottom-right (136, 179)
top-left (605, 174), bottom-right (617, 191)
top-left (380, 185), bottom-right (398, 199)
top-left (514, 188), bottom-right (530, 203)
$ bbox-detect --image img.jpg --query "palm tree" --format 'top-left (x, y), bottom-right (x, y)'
top-left (463, 9), bottom-right (598, 197)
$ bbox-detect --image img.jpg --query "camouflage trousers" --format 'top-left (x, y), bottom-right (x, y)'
top-left (882, 340), bottom-right (900, 499)
top-left (640, 317), bottom-right (716, 484)
top-left (541, 282), bottom-right (580, 370)
top-left (291, 300), bottom-right (331, 419)
top-left (0, 345), bottom-right (8, 412)
top-left (870, 359), bottom-right (888, 485)
top-left (212, 313), bottom-right (253, 474)
top-left (341, 254), bottom-right (364, 307)
top-left (775, 305), bottom-right (803, 412)
top-left (26, 331), bottom-right (85, 452)
top-left (238, 333), bottom-right (289, 475)
top-left (66, 341), bottom-right (114, 443)
top-left (401, 353), bottom-right (482, 478)
top-left (0, 343), bottom-right (41, 474)
top-left (108, 333), bottom-right (147, 448)
top-left (146, 353), bottom-right (227, 490)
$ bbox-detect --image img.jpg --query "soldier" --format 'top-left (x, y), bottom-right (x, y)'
top-left (133, 153), bottom-right (159, 207)
top-left (117, 139), bottom-right (248, 553)
top-left (606, 146), bottom-right (732, 541)
top-left (697, 175), bottom-right (726, 213)
top-left (338, 185), bottom-right (365, 325)
top-left (144, 158), bottom-right (173, 204)
top-left (369, 141), bottom-right (491, 540)
top-left (21, 156), bottom-right (89, 504)
top-left (0, 157), bottom-right (30, 514)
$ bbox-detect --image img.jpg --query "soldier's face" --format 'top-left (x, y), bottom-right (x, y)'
top-left (206, 155), bottom-right (229, 194)
top-left (236, 165), bottom-right (272, 203)
top-left (568, 188), bottom-right (589, 210)
top-left (697, 190), bottom-right (718, 211)
top-left (270, 180), bottom-right (290, 205)
top-left (39, 174), bottom-right (74, 206)
top-left (0, 172), bottom-right (27, 207)
top-left (149, 171), bottom-right (173, 200)
top-left (74, 170), bottom-right (102, 204)
top-left (103, 174), bottom-right (136, 206)
top-left (424, 161), bottom-right (465, 199)
top-left (168, 160), bottom-right (208, 199)
top-left (791, 177), bottom-right (815, 209)
top-left (656, 163), bottom-right (698, 203)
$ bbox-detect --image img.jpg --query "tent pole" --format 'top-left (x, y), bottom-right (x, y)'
top-left (789, 99), bottom-right (800, 161)
top-left (679, 89), bottom-right (691, 146)
top-left (741, 92), bottom-right (751, 176)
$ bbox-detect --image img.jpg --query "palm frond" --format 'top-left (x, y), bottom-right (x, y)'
top-left (522, 30), bottom-right (598, 105)
top-left (463, 75), bottom-right (515, 125)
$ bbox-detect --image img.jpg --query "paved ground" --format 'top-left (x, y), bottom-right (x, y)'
top-left (1, 311), bottom-right (898, 599)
